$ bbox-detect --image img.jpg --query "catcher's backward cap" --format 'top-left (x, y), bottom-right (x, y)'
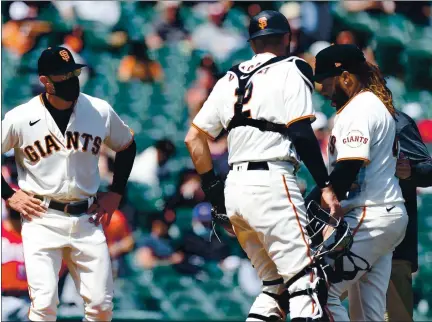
top-left (248, 10), bottom-right (291, 41)
top-left (314, 44), bottom-right (366, 83)
top-left (38, 46), bottom-right (87, 76)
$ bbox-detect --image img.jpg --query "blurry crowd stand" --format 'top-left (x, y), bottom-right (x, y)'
top-left (1, 1), bottom-right (432, 321)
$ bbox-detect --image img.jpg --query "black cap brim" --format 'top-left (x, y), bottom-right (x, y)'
top-left (313, 70), bottom-right (342, 83)
top-left (248, 29), bottom-right (288, 41)
top-left (48, 63), bottom-right (87, 76)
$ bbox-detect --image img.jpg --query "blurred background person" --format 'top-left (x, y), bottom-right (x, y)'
top-left (2, 205), bottom-right (30, 322)
top-left (129, 139), bottom-right (176, 187)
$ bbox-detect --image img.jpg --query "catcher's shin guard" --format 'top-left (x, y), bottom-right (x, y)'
top-left (247, 278), bottom-right (286, 321)
top-left (285, 266), bottom-right (330, 321)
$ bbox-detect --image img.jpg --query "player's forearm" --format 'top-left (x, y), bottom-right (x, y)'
top-left (110, 140), bottom-right (137, 195)
top-left (287, 120), bottom-right (330, 189)
top-left (2, 174), bottom-right (15, 200)
top-left (184, 126), bottom-right (213, 174)
top-left (329, 160), bottom-right (364, 200)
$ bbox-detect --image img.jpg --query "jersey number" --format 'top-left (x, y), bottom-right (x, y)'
top-left (239, 82), bottom-right (253, 118)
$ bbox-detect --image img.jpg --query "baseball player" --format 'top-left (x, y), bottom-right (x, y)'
top-left (1, 46), bottom-right (136, 321)
top-left (185, 10), bottom-right (343, 321)
top-left (305, 44), bottom-right (409, 321)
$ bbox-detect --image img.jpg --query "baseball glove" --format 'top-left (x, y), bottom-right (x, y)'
top-left (211, 205), bottom-right (235, 239)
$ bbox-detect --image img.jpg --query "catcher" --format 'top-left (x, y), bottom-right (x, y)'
top-left (185, 10), bottom-right (343, 322)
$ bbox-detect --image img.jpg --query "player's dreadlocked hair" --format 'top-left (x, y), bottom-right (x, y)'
top-left (357, 61), bottom-right (396, 117)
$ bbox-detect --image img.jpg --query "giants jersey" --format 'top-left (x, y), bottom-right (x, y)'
top-left (327, 90), bottom-right (404, 210)
top-left (192, 53), bottom-right (315, 165)
top-left (2, 222), bottom-right (27, 292)
top-left (1, 93), bottom-right (133, 201)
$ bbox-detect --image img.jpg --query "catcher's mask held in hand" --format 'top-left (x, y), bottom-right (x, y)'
top-left (305, 200), bottom-right (371, 284)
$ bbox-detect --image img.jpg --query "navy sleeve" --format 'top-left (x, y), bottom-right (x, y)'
top-left (397, 113), bottom-right (432, 187)
top-left (110, 139), bottom-right (137, 195)
top-left (304, 160), bottom-right (363, 205)
top-left (287, 119), bottom-right (329, 189)
top-left (2, 174), bottom-right (15, 200)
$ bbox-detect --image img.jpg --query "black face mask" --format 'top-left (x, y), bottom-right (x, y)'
top-left (52, 76), bottom-right (80, 101)
top-left (331, 82), bottom-right (350, 110)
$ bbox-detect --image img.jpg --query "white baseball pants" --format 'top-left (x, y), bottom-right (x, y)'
top-left (225, 161), bottom-right (325, 320)
top-left (21, 207), bottom-right (114, 321)
top-left (326, 204), bottom-right (408, 321)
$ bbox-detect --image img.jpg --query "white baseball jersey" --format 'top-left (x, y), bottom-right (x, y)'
top-left (327, 90), bottom-right (404, 209)
top-left (2, 93), bottom-right (133, 201)
top-left (192, 53), bottom-right (316, 165)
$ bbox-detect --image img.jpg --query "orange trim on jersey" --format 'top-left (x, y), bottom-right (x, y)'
top-left (282, 176), bottom-right (312, 263)
top-left (353, 207), bottom-right (367, 236)
top-left (112, 129), bottom-right (135, 152)
top-left (286, 115), bottom-right (316, 128)
top-left (336, 89), bottom-right (370, 115)
top-left (282, 175), bottom-right (316, 314)
top-left (191, 123), bottom-right (216, 141)
top-left (336, 157), bottom-right (370, 165)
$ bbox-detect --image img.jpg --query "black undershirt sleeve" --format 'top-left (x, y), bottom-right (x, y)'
top-left (305, 160), bottom-right (364, 205)
top-left (2, 175), bottom-right (15, 200)
top-left (286, 119), bottom-right (329, 189)
top-left (110, 140), bottom-right (137, 195)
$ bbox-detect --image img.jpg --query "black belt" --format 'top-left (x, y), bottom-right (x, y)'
top-left (230, 161), bottom-right (270, 171)
top-left (2, 290), bottom-right (30, 298)
top-left (35, 196), bottom-right (90, 215)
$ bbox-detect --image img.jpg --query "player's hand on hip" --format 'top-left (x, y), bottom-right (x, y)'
top-left (396, 153), bottom-right (411, 180)
top-left (87, 191), bottom-right (122, 226)
top-left (7, 190), bottom-right (47, 221)
top-left (320, 186), bottom-right (343, 221)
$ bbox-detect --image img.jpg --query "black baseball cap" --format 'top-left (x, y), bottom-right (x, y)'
top-left (248, 10), bottom-right (291, 41)
top-left (314, 44), bottom-right (366, 83)
top-left (38, 46), bottom-right (87, 76)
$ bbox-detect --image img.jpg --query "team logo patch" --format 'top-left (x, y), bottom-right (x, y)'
top-left (258, 17), bottom-right (268, 30)
top-left (59, 50), bottom-right (70, 62)
top-left (342, 130), bottom-right (369, 148)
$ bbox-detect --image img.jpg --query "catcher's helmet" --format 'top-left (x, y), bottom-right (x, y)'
top-left (248, 10), bottom-right (291, 41)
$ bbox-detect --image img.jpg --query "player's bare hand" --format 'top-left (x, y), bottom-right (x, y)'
top-left (7, 190), bottom-right (47, 220)
top-left (87, 191), bottom-right (122, 226)
top-left (321, 186), bottom-right (344, 221)
top-left (396, 154), bottom-right (411, 180)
